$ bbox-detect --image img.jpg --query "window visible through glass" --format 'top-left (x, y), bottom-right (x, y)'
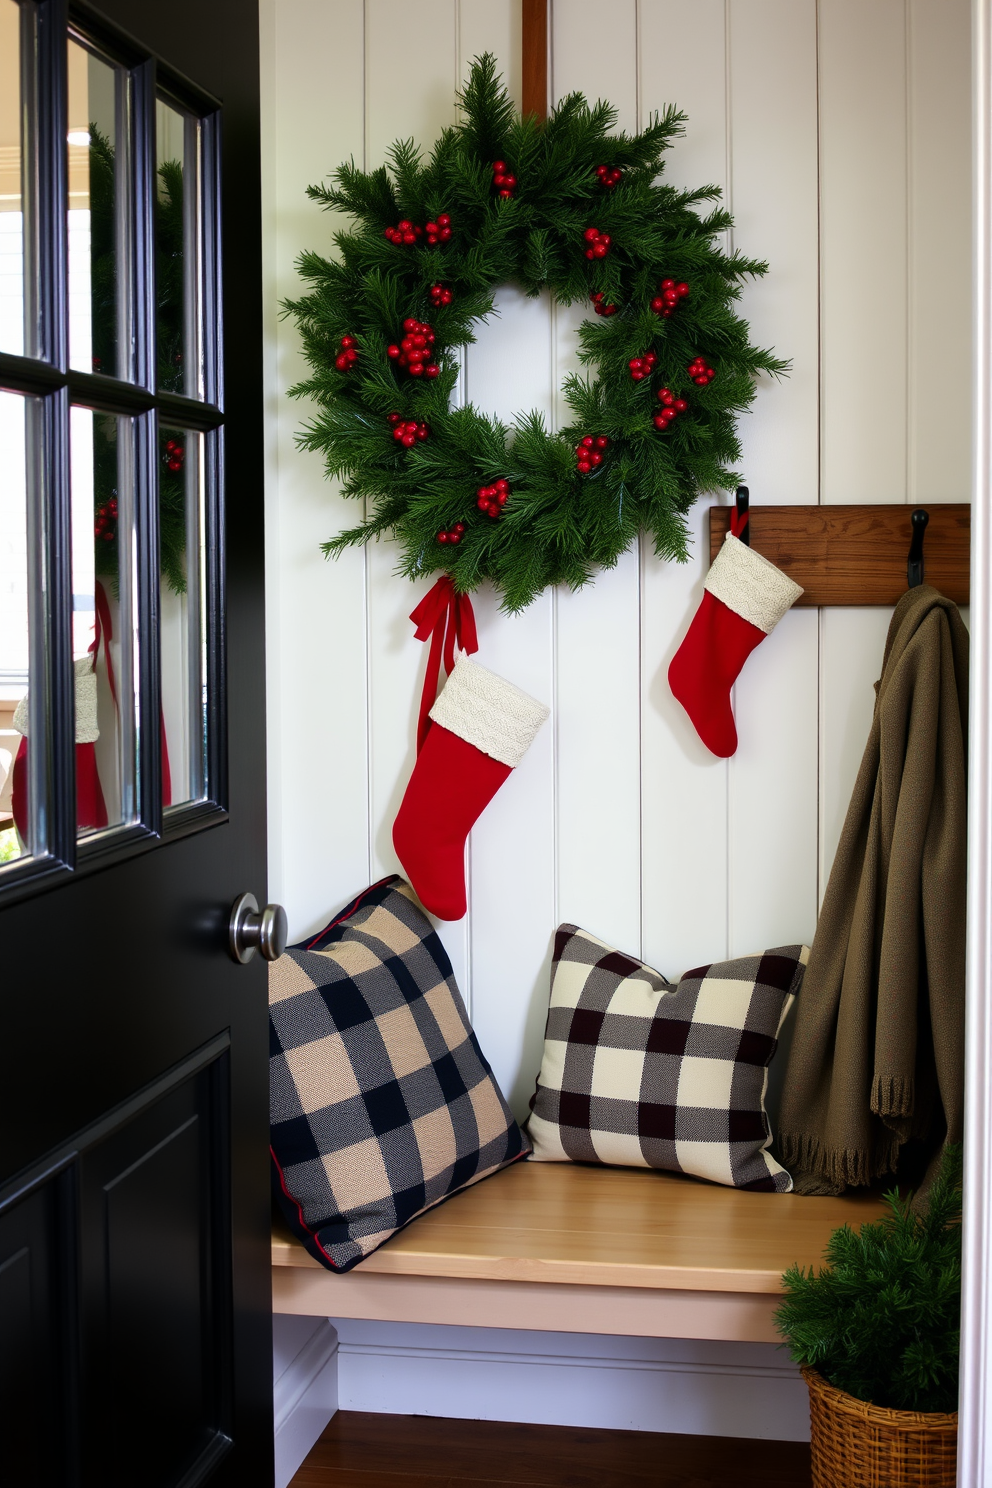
top-left (160, 424), bottom-right (207, 806)
top-left (71, 405), bottom-right (136, 835)
top-left (0, 390), bottom-right (30, 864)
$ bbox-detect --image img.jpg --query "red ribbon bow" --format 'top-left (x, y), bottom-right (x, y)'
top-left (410, 576), bottom-right (478, 752)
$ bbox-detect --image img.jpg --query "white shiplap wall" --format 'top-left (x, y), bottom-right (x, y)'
top-left (262, 0), bottom-right (970, 1113)
top-left (260, 0), bottom-right (971, 1445)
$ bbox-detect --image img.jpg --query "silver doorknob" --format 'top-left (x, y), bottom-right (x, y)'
top-left (228, 892), bottom-right (288, 964)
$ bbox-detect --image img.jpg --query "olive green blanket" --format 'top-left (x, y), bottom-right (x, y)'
top-left (777, 584), bottom-right (969, 1195)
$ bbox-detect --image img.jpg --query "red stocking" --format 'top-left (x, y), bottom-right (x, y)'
top-left (669, 516), bottom-right (803, 757)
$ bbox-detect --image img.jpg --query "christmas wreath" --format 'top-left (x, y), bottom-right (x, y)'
top-left (288, 56), bottom-right (786, 612)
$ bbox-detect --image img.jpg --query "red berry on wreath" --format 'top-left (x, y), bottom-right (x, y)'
top-left (335, 334), bottom-right (359, 372)
top-left (492, 161), bottom-right (517, 197)
top-left (595, 164), bottom-right (622, 188)
top-left (390, 321), bottom-right (437, 377)
top-left (575, 433), bottom-right (610, 473)
top-left (430, 283), bottom-right (453, 307)
top-left (438, 530), bottom-right (450, 543)
top-left (590, 290), bottom-right (618, 317)
top-left (583, 227), bottom-right (611, 260)
top-left (629, 351), bottom-right (657, 382)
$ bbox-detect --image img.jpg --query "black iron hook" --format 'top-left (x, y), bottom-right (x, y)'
top-left (907, 508), bottom-right (929, 588)
top-left (735, 486), bottom-right (750, 547)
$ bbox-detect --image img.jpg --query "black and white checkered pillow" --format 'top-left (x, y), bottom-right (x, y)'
top-left (526, 925), bottom-right (808, 1192)
top-left (270, 877), bottom-right (529, 1271)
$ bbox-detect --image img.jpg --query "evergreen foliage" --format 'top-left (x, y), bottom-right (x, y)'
top-left (287, 56), bottom-right (787, 611)
top-left (774, 1148), bottom-right (962, 1413)
top-left (88, 126), bottom-right (187, 594)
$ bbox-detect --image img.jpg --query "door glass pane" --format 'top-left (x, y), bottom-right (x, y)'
top-left (71, 405), bottom-right (136, 835)
top-left (0, 390), bottom-right (31, 863)
top-left (0, 0), bottom-right (25, 356)
top-left (160, 424), bottom-right (206, 806)
top-left (68, 39), bottom-right (124, 378)
top-left (156, 99), bottom-right (201, 398)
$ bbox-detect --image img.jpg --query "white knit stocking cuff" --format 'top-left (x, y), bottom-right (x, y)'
top-left (12, 657), bottom-right (100, 743)
top-left (430, 654), bottom-right (550, 768)
top-left (705, 532), bottom-right (804, 634)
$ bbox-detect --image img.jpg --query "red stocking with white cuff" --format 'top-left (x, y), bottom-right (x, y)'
top-left (668, 524), bottom-right (803, 757)
top-left (393, 653), bottom-right (550, 921)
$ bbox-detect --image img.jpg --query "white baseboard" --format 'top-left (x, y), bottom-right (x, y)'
top-left (274, 1317), bottom-right (339, 1488)
top-left (331, 1319), bottom-right (810, 1442)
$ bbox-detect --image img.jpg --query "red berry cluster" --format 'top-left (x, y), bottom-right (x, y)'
top-left (688, 356), bottom-right (715, 386)
top-left (424, 213), bottom-right (452, 245)
top-left (334, 334), bottom-right (359, 372)
top-left (654, 388), bottom-right (688, 431)
top-left (595, 164), bottom-right (622, 188)
top-left (437, 522), bottom-right (466, 546)
top-left (650, 278), bottom-right (690, 318)
top-left (629, 350), bottom-right (657, 382)
top-left (387, 412), bottom-right (429, 448)
top-left (387, 319), bottom-right (440, 378)
top-left (575, 434), bottom-right (610, 474)
top-left (476, 479), bottom-right (510, 519)
top-left (583, 227), bottom-right (612, 259)
top-left (492, 160), bottom-right (517, 198)
top-left (590, 291), bottom-right (617, 317)
top-left (384, 219), bottom-right (423, 246)
top-left (430, 283), bottom-right (453, 308)
top-left (94, 496), bottom-right (118, 542)
top-left (164, 437), bottom-right (184, 472)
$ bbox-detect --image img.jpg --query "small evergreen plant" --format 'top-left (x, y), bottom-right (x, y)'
top-left (774, 1147), bottom-right (962, 1413)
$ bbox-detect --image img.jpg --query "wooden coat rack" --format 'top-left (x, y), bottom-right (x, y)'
top-left (522, 0), bottom-right (549, 120)
top-left (709, 504), bottom-right (971, 606)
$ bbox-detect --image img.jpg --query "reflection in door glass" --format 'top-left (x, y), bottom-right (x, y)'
top-left (0, 391), bottom-right (31, 863)
top-left (71, 405), bottom-right (136, 835)
top-left (160, 425), bottom-right (206, 806)
top-left (0, 0), bottom-right (25, 356)
top-left (156, 99), bottom-right (199, 398)
top-left (68, 39), bottom-right (122, 377)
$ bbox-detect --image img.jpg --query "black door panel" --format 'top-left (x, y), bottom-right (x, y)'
top-left (0, 0), bottom-right (270, 1482)
top-left (0, 1184), bottom-right (67, 1488)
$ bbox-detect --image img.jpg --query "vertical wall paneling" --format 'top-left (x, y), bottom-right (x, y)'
top-left (818, 0), bottom-right (909, 506)
top-left (553, 1), bottom-right (642, 961)
top-left (725, 1), bottom-right (820, 953)
top-left (638, 1), bottom-right (732, 978)
top-left (362, 0), bottom-right (472, 997)
top-left (816, 0), bottom-right (971, 903)
top-left (261, 0), bottom-right (370, 941)
top-left (907, 0), bottom-right (972, 504)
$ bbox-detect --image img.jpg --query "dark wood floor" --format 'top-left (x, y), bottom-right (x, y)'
top-left (289, 1412), bottom-right (813, 1488)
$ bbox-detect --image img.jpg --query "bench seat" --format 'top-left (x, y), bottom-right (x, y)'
top-left (273, 1161), bottom-right (884, 1343)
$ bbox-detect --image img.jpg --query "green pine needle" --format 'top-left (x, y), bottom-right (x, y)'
top-left (774, 1147), bottom-right (962, 1414)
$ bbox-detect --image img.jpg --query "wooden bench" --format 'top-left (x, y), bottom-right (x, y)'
top-left (273, 1161), bottom-right (885, 1344)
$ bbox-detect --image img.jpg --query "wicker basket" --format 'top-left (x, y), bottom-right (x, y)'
top-left (803, 1367), bottom-right (957, 1488)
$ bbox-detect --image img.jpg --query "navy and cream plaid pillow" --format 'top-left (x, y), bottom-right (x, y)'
top-left (527, 925), bottom-right (808, 1192)
top-left (270, 876), bottom-right (529, 1271)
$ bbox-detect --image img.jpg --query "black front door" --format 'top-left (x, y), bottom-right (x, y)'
top-left (0, 2), bottom-right (270, 1484)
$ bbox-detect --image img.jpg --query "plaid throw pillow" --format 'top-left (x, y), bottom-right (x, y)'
top-left (270, 876), bottom-right (529, 1271)
top-left (526, 925), bottom-right (808, 1192)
